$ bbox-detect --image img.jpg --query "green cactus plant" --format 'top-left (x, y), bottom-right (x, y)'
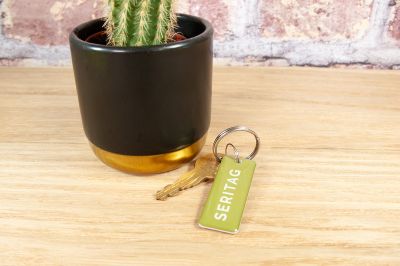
top-left (105, 0), bottom-right (177, 47)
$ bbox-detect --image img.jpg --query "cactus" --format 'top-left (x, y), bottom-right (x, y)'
top-left (105, 0), bottom-right (177, 47)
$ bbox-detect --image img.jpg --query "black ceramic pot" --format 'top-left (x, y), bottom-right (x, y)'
top-left (69, 14), bottom-right (213, 174)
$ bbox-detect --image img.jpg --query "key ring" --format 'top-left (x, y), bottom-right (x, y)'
top-left (225, 143), bottom-right (241, 163)
top-left (212, 126), bottom-right (260, 162)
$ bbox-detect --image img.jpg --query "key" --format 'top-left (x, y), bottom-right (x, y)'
top-left (156, 153), bottom-right (219, 201)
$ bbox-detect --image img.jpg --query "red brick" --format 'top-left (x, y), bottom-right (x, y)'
top-left (178, 0), bottom-right (230, 39)
top-left (4, 0), bottom-right (230, 45)
top-left (260, 0), bottom-right (372, 40)
top-left (3, 0), bottom-right (104, 45)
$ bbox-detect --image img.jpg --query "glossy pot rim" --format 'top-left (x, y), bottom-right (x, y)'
top-left (69, 13), bottom-right (213, 53)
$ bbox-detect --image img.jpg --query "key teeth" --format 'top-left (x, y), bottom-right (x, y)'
top-left (156, 184), bottom-right (180, 201)
top-left (155, 191), bottom-right (170, 201)
top-left (156, 196), bottom-right (167, 201)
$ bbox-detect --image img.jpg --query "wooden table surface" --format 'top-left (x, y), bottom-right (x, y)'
top-left (1, 67), bottom-right (400, 265)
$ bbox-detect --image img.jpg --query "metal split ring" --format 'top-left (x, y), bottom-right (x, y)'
top-left (212, 126), bottom-right (260, 162)
top-left (225, 143), bottom-right (241, 163)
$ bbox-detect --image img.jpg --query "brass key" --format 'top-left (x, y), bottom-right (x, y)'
top-left (156, 153), bottom-right (219, 201)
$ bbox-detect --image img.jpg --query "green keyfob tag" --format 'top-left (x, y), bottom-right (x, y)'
top-left (198, 156), bottom-right (256, 234)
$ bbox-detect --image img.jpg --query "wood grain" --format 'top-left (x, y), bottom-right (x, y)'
top-left (1, 67), bottom-right (400, 265)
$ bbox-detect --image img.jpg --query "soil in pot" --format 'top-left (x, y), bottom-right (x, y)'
top-left (85, 31), bottom-right (187, 45)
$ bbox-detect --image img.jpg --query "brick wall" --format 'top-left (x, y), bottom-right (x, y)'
top-left (0, 0), bottom-right (399, 68)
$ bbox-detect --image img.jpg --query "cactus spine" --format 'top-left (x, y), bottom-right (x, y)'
top-left (106, 0), bottom-right (177, 47)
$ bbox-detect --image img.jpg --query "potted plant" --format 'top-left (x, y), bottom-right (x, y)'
top-left (69, 0), bottom-right (213, 174)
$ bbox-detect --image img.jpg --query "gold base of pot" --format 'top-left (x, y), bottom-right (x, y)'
top-left (90, 135), bottom-right (207, 174)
